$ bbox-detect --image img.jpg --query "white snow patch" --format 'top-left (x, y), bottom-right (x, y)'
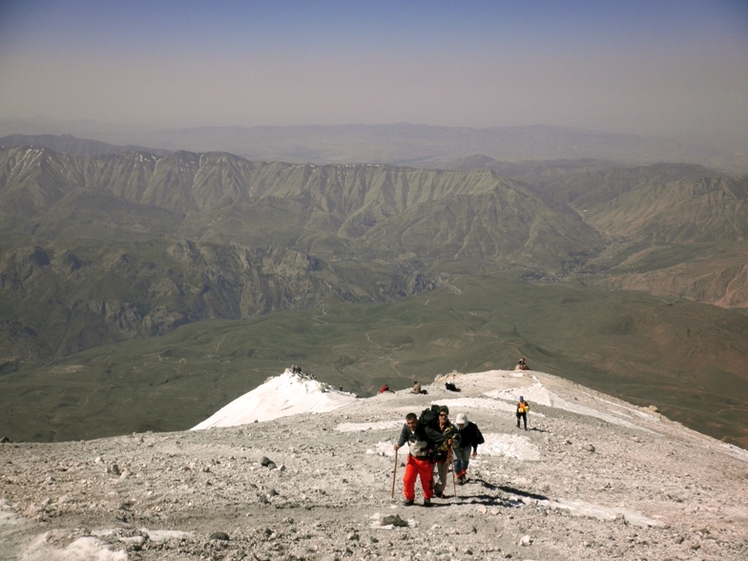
top-left (371, 433), bottom-right (541, 462)
top-left (720, 442), bottom-right (748, 464)
top-left (0, 498), bottom-right (20, 526)
top-left (486, 382), bottom-right (659, 434)
top-left (91, 527), bottom-right (195, 543)
top-left (434, 397), bottom-right (544, 417)
top-left (541, 498), bottom-right (663, 527)
top-left (582, 392), bottom-right (660, 423)
top-left (484, 381), bottom-right (553, 407)
top-left (141, 528), bottom-right (195, 542)
top-left (22, 534), bottom-right (127, 561)
top-left (368, 441), bottom-right (398, 457)
top-left (479, 433), bottom-right (541, 461)
top-left (192, 370), bottom-right (357, 430)
top-left (336, 420), bottom-right (402, 432)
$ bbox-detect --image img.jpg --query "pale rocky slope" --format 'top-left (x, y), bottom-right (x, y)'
top-left (1, 369), bottom-right (747, 561)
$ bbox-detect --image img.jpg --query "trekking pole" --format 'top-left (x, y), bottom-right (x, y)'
top-left (391, 449), bottom-right (398, 498)
top-left (448, 448), bottom-right (457, 498)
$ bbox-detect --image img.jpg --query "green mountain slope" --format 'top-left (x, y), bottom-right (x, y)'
top-left (585, 176), bottom-right (748, 243)
top-left (452, 158), bottom-right (748, 306)
top-left (1, 146), bottom-right (747, 448)
top-left (2, 275), bottom-right (747, 448)
top-left (0, 147), bottom-right (603, 362)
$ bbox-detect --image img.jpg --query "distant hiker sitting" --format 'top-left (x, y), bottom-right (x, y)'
top-left (379, 384), bottom-right (394, 394)
top-left (453, 413), bottom-right (484, 485)
top-left (394, 413), bottom-right (435, 507)
top-left (516, 358), bottom-right (529, 371)
top-left (516, 396), bottom-right (530, 430)
top-left (426, 405), bottom-right (460, 498)
top-left (412, 381), bottom-right (422, 394)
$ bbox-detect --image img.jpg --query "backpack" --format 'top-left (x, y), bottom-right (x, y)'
top-left (419, 405), bottom-right (460, 462)
top-left (419, 404), bottom-right (441, 431)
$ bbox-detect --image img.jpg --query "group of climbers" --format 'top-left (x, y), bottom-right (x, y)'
top-left (393, 405), bottom-right (464, 506)
top-left (389, 366), bottom-right (533, 506)
top-left (395, 402), bottom-right (508, 505)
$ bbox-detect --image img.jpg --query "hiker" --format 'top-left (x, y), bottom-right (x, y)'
top-left (516, 395), bottom-right (530, 430)
top-left (426, 405), bottom-right (460, 498)
top-left (516, 358), bottom-right (529, 370)
top-left (412, 381), bottom-right (421, 394)
top-left (394, 413), bottom-right (434, 507)
top-left (379, 384), bottom-right (393, 394)
top-left (453, 412), bottom-right (484, 484)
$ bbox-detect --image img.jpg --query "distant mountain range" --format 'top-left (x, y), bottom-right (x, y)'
top-left (0, 133), bottom-right (170, 157)
top-left (2, 122), bottom-right (746, 173)
top-left (0, 137), bottom-right (746, 446)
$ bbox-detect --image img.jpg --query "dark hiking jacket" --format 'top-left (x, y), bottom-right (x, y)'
top-left (397, 422), bottom-right (433, 458)
top-left (457, 421), bottom-right (485, 452)
top-left (425, 421), bottom-right (461, 462)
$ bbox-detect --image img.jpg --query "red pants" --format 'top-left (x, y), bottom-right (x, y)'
top-left (403, 454), bottom-right (434, 501)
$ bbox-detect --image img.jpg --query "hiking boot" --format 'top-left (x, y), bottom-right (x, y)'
top-left (423, 498), bottom-right (432, 507)
top-left (457, 476), bottom-right (465, 485)
top-left (403, 499), bottom-right (414, 506)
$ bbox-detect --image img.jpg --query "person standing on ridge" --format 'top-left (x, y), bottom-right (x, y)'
top-left (394, 413), bottom-right (434, 507)
top-left (516, 396), bottom-right (530, 430)
top-left (453, 412), bottom-right (484, 484)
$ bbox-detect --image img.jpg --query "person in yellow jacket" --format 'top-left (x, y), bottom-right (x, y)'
top-left (516, 396), bottom-right (530, 430)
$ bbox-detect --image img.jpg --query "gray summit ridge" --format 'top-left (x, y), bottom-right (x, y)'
top-left (1, 368), bottom-right (747, 560)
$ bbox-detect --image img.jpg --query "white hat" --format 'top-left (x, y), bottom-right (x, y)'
top-left (455, 413), bottom-right (468, 426)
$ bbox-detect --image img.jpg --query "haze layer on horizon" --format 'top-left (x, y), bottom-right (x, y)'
top-left (1, 0), bottom-right (747, 141)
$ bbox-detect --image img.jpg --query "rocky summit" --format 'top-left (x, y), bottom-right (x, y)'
top-left (1, 369), bottom-right (747, 560)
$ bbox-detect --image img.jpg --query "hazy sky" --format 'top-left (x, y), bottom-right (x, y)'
top-left (1, 0), bottom-right (747, 138)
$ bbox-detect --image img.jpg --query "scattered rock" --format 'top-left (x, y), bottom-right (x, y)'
top-left (260, 456), bottom-right (277, 469)
top-left (209, 531), bottom-right (230, 541)
top-left (379, 513), bottom-right (409, 527)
